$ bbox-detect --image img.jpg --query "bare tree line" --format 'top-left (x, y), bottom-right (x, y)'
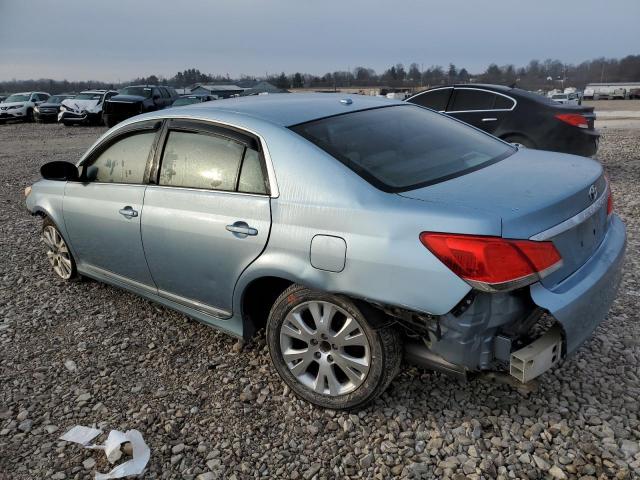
top-left (1, 55), bottom-right (638, 95)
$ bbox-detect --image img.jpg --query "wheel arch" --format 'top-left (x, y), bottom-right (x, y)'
top-left (239, 275), bottom-right (295, 339)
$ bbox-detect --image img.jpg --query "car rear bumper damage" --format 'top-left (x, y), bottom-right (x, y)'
top-left (403, 214), bottom-right (626, 383)
top-left (529, 214), bottom-right (626, 355)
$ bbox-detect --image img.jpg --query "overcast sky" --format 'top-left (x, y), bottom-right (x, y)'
top-left (1, 0), bottom-right (638, 82)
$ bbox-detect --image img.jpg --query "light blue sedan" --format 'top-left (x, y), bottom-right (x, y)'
top-left (25, 94), bottom-right (626, 409)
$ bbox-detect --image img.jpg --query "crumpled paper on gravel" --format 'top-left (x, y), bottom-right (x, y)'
top-left (59, 425), bottom-right (150, 479)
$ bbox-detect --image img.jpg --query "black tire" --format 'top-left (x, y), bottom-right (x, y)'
top-left (62, 121), bottom-right (73, 127)
top-left (42, 217), bottom-right (80, 282)
top-left (266, 284), bottom-right (402, 409)
top-left (502, 134), bottom-right (536, 149)
top-left (25, 108), bottom-right (34, 123)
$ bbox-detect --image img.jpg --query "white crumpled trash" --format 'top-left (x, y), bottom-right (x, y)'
top-left (59, 425), bottom-right (150, 479)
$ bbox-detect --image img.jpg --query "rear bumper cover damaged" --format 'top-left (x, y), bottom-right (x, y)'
top-left (530, 214), bottom-right (626, 355)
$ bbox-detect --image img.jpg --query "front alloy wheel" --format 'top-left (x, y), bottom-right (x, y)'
top-left (42, 219), bottom-right (78, 281)
top-left (267, 285), bottom-right (401, 409)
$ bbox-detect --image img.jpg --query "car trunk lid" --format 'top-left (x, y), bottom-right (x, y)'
top-left (399, 148), bottom-right (607, 287)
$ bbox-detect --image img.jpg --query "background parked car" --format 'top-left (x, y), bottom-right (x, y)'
top-left (551, 92), bottom-right (581, 105)
top-left (406, 84), bottom-right (599, 156)
top-left (170, 94), bottom-right (216, 107)
top-left (59, 90), bottom-right (118, 126)
top-left (103, 85), bottom-right (178, 127)
top-left (0, 92), bottom-right (50, 123)
top-left (34, 94), bottom-right (75, 123)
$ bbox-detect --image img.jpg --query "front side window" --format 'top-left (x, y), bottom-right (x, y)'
top-left (409, 88), bottom-right (452, 111)
top-left (159, 131), bottom-right (245, 191)
top-left (86, 132), bottom-right (156, 184)
top-left (291, 105), bottom-right (514, 191)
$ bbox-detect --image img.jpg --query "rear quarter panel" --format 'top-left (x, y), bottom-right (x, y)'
top-left (233, 126), bottom-right (502, 317)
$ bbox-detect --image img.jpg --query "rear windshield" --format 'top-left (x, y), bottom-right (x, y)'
top-left (291, 105), bottom-right (514, 191)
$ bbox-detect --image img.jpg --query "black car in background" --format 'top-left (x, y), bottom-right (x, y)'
top-left (170, 94), bottom-right (216, 107)
top-left (406, 84), bottom-right (599, 157)
top-left (103, 85), bottom-right (178, 127)
top-left (34, 94), bottom-right (75, 123)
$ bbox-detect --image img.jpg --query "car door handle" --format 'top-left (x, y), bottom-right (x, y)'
top-left (226, 222), bottom-right (258, 236)
top-left (118, 206), bottom-right (138, 218)
top-left (481, 117), bottom-right (498, 122)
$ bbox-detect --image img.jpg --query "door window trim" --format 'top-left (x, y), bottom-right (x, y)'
top-left (77, 115), bottom-right (280, 197)
top-left (447, 87), bottom-right (517, 114)
top-left (406, 87), bottom-right (453, 112)
top-left (75, 120), bottom-right (163, 186)
top-left (150, 118), bottom-right (272, 197)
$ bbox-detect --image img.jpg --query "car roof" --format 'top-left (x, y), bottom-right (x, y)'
top-left (169, 93), bottom-right (403, 127)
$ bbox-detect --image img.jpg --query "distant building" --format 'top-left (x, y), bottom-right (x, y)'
top-left (190, 84), bottom-right (245, 98)
top-left (241, 81), bottom-right (287, 96)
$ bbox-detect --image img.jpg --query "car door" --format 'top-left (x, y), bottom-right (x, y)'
top-left (63, 120), bottom-right (161, 288)
top-left (141, 119), bottom-right (272, 317)
top-left (446, 88), bottom-right (515, 134)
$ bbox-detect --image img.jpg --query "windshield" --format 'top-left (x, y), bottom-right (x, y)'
top-left (5, 94), bottom-right (30, 103)
top-left (291, 105), bottom-right (514, 192)
top-left (172, 97), bottom-right (201, 106)
top-left (75, 93), bottom-right (102, 100)
top-left (48, 95), bottom-right (73, 104)
top-left (119, 87), bottom-right (152, 98)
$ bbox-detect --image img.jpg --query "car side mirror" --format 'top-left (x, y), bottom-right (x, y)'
top-left (85, 166), bottom-right (98, 182)
top-left (40, 161), bottom-right (79, 181)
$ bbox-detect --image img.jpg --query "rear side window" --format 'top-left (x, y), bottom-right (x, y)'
top-left (238, 149), bottom-right (268, 194)
top-left (291, 105), bottom-right (514, 192)
top-left (494, 94), bottom-right (515, 109)
top-left (449, 89), bottom-right (496, 111)
top-left (159, 131), bottom-right (245, 191)
top-left (87, 132), bottom-right (156, 184)
top-left (409, 88), bottom-right (451, 111)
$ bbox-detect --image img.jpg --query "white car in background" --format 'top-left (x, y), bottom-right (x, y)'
top-left (0, 92), bottom-right (50, 123)
top-left (551, 92), bottom-right (581, 105)
top-left (58, 90), bottom-right (118, 126)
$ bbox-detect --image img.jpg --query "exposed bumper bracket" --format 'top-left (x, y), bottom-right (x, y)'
top-left (509, 325), bottom-right (562, 383)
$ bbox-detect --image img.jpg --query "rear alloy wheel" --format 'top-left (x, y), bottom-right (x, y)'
top-left (267, 284), bottom-right (401, 409)
top-left (42, 219), bottom-right (78, 281)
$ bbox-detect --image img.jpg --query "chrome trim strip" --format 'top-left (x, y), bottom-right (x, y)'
top-left (77, 115), bottom-right (280, 198)
top-left (529, 186), bottom-right (609, 241)
top-left (158, 289), bottom-right (231, 319)
top-left (80, 264), bottom-right (157, 295)
top-left (406, 86), bottom-right (517, 113)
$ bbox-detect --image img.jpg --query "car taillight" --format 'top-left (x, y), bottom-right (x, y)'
top-left (607, 188), bottom-right (613, 215)
top-left (555, 113), bottom-right (588, 129)
top-left (419, 232), bottom-right (562, 292)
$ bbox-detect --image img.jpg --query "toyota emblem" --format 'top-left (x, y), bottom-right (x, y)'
top-left (588, 184), bottom-right (598, 202)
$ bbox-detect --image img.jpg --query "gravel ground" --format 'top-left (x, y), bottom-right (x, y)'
top-left (1, 122), bottom-right (639, 479)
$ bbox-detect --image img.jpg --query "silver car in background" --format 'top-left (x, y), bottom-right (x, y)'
top-left (25, 94), bottom-right (626, 409)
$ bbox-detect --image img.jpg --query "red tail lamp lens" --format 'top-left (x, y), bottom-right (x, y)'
top-left (555, 113), bottom-right (588, 129)
top-left (419, 232), bottom-right (562, 290)
top-left (607, 189), bottom-right (613, 215)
